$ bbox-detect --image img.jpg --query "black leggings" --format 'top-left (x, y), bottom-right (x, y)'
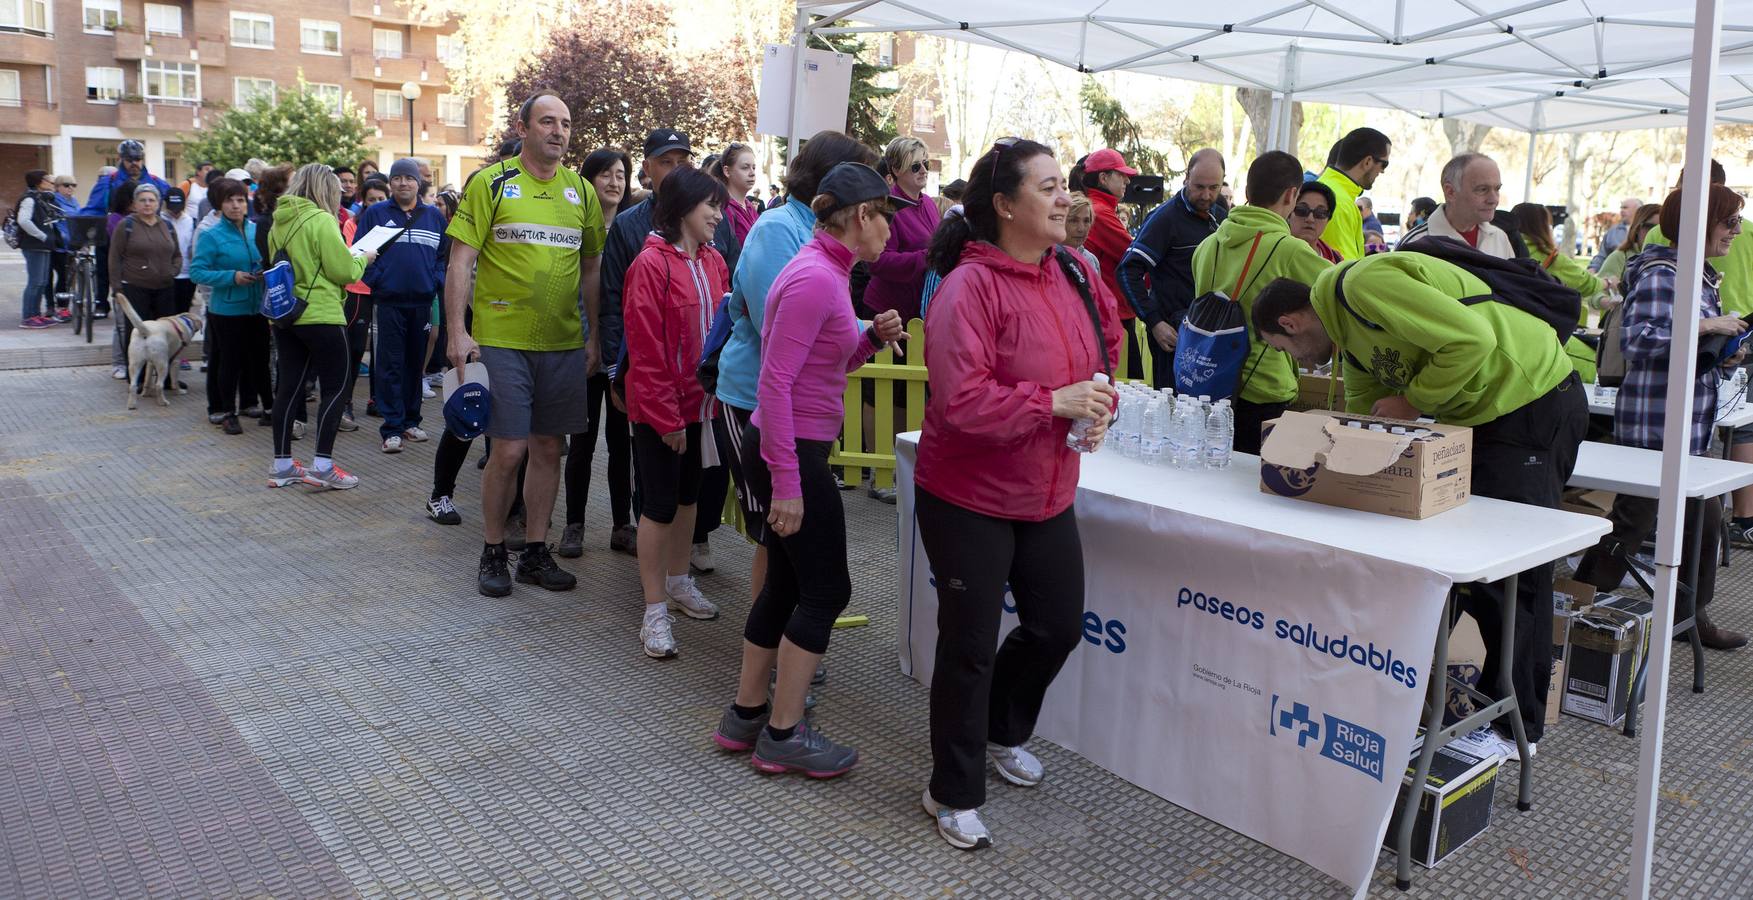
top-left (206, 312), bottom-right (272, 416)
top-left (271, 324), bottom-right (349, 460)
top-left (740, 430), bottom-right (848, 655)
top-left (632, 421), bottom-right (702, 525)
top-left (564, 372), bottom-right (633, 527)
top-left (917, 487), bottom-right (1085, 810)
top-left (343, 292), bottom-right (374, 413)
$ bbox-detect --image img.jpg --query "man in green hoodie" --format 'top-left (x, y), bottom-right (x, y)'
top-left (1190, 150), bottom-right (1331, 452)
top-left (1251, 254), bottom-right (1588, 752)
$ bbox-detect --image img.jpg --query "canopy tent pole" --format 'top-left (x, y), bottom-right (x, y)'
top-left (786, 10), bottom-right (810, 169)
top-left (1278, 46), bottom-right (1300, 153)
top-left (1523, 100), bottom-right (1542, 200)
top-left (1628, 0), bottom-right (1723, 896)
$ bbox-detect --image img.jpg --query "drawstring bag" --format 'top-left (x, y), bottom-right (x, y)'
top-left (1174, 231), bottom-right (1280, 400)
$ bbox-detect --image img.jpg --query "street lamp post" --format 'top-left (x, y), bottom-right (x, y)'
top-left (400, 81), bottom-right (422, 160)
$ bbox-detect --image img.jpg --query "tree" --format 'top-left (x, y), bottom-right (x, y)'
top-left (497, 0), bottom-right (757, 165)
top-left (181, 80), bottom-right (372, 169)
top-left (1080, 78), bottom-right (1171, 175)
top-left (1235, 87), bottom-right (1303, 159)
top-left (1442, 119), bottom-right (1491, 157)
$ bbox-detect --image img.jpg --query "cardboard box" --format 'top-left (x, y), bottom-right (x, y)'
top-left (1259, 411), bottom-right (1473, 519)
top-left (1442, 615), bottom-right (1487, 727)
top-left (1291, 372), bottom-right (1345, 411)
top-left (1385, 736), bottom-right (1502, 868)
top-left (1561, 597), bottom-right (1653, 726)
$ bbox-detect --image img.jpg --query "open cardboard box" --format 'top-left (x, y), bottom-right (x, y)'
top-left (1259, 410), bottom-right (1473, 519)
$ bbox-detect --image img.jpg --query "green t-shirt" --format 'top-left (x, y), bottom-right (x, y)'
top-left (447, 159), bottom-right (607, 351)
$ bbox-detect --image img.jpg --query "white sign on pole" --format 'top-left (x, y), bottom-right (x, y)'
top-left (896, 439), bottom-right (1450, 894)
top-left (756, 44), bottom-right (853, 139)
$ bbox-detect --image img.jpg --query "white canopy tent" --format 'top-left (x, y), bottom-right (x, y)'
top-left (787, 1), bottom-right (1744, 897)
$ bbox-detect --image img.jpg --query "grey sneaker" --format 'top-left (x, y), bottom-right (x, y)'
top-left (267, 460), bottom-right (308, 489)
top-left (641, 607), bottom-right (678, 659)
top-left (556, 522), bottom-right (585, 558)
top-left (986, 742), bottom-right (1044, 787)
top-left (505, 514), bottom-right (527, 551)
top-left (712, 703), bottom-right (770, 752)
top-left (299, 463), bottom-right (359, 490)
top-left (868, 484), bottom-right (897, 504)
top-left (337, 412), bottom-right (358, 432)
top-left (666, 575), bottom-right (719, 620)
top-left (690, 539), bottom-right (716, 573)
top-left (609, 523), bottom-right (638, 555)
top-left (922, 790), bottom-right (992, 850)
top-left (750, 719), bottom-right (858, 778)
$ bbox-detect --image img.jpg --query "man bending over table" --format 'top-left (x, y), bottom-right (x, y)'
top-left (1250, 253), bottom-right (1588, 756)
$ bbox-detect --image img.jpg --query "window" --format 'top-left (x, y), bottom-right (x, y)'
top-left (911, 98), bottom-right (935, 132)
top-left (85, 66), bottom-right (123, 102)
top-left (82, 0), bottom-right (120, 32)
top-left (141, 60), bottom-right (199, 102)
top-left (435, 34), bottom-right (461, 64)
top-left (144, 3), bottom-right (182, 36)
top-left (372, 28), bottom-right (401, 59)
top-left (0, 70), bottom-right (18, 107)
top-left (299, 19), bottom-right (340, 55)
top-left (230, 12), bottom-right (272, 48)
top-left (877, 37), bottom-right (895, 68)
top-left (0, 0), bottom-right (49, 35)
top-left (234, 76), bottom-right (274, 107)
top-left (305, 81), bottom-right (343, 115)
top-left (437, 93), bottom-right (467, 126)
top-left (374, 88), bottom-right (402, 120)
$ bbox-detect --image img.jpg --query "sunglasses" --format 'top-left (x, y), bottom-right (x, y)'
top-left (1293, 205), bottom-right (1332, 220)
top-left (907, 161), bottom-right (927, 175)
top-left (1723, 215), bottom-right (1745, 231)
top-left (989, 136), bottom-right (1021, 181)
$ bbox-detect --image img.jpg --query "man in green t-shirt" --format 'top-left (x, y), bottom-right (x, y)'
top-left (445, 92), bottom-right (607, 598)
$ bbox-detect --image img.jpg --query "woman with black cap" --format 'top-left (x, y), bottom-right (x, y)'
top-left (711, 162), bottom-right (908, 777)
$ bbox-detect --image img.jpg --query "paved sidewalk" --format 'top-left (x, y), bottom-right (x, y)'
top-left (3, 364), bottom-right (1753, 898)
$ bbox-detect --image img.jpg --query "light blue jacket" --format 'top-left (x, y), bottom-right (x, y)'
top-left (716, 198), bottom-right (817, 411)
top-left (189, 217), bottom-right (263, 316)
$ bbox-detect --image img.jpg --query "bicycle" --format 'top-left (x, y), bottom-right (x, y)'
top-left (64, 216), bottom-right (107, 344)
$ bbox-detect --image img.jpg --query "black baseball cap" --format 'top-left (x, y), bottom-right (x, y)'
top-left (643, 129), bottom-right (692, 159)
top-left (163, 187), bottom-right (186, 210)
top-left (815, 163), bottom-right (917, 217)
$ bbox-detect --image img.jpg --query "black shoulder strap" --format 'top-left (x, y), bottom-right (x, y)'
top-left (1330, 260), bottom-right (1378, 376)
top-left (1054, 246), bottom-right (1110, 377)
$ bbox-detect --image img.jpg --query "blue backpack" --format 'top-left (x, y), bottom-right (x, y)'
top-left (696, 292), bottom-right (738, 394)
top-left (260, 217), bottom-right (319, 327)
top-left (1175, 232), bottom-right (1283, 400)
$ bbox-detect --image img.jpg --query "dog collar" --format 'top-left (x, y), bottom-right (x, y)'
top-left (173, 314), bottom-right (197, 339)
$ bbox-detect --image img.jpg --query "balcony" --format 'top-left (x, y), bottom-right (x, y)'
top-left (347, 0), bottom-right (444, 26)
top-left (117, 99), bottom-right (203, 132)
top-left (115, 29), bottom-right (225, 65)
top-left (350, 51), bottom-right (444, 86)
top-left (0, 31), bottom-right (55, 66)
top-left (0, 100), bottom-right (60, 135)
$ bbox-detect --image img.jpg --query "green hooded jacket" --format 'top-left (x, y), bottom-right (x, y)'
top-left (1192, 204), bottom-right (1332, 404)
top-left (1315, 168), bottom-right (1366, 262)
top-left (266, 195), bottom-right (367, 327)
top-left (1310, 253), bottom-right (1572, 426)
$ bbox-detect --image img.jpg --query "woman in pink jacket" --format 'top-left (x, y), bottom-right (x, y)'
top-left (916, 138), bottom-right (1122, 851)
top-left (622, 166), bottom-right (730, 660)
top-left (711, 162), bottom-right (909, 778)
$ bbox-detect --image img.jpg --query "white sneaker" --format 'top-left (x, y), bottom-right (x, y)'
top-left (421, 381), bottom-right (436, 398)
top-left (986, 742), bottom-right (1044, 787)
top-left (641, 606), bottom-right (678, 659)
top-left (291, 420), bottom-right (306, 440)
top-left (666, 575), bottom-right (720, 620)
top-left (112, 366), bottom-right (127, 380)
top-left (690, 540), bottom-right (716, 573)
top-left (403, 426), bottom-right (429, 442)
top-left (922, 790), bottom-right (992, 850)
top-left (382, 435), bottom-right (404, 454)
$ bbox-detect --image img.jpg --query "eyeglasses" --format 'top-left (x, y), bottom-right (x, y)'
top-left (1293, 205), bottom-right (1331, 220)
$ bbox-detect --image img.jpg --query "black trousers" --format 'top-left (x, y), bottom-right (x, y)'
top-left (173, 278), bottom-right (195, 314)
top-left (564, 372), bottom-right (634, 528)
top-left (1232, 398), bottom-right (1288, 456)
top-left (918, 487), bottom-right (1085, 809)
top-left (1457, 372), bottom-right (1587, 744)
top-left (342, 292), bottom-right (374, 414)
top-left (271, 325), bottom-right (349, 460)
top-left (205, 312), bottom-right (272, 416)
top-left (740, 430), bottom-right (849, 654)
top-left (1147, 332), bottom-right (1175, 389)
top-left (1575, 494), bottom-right (1721, 611)
top-left (50, 251), bottom-right (69, 300)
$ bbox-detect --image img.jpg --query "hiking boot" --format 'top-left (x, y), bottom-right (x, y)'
top-left (666, 575), bottom-right (719, 620)
top-left (750, 718), bottom-right (858, 778)
top-left (986, 743), bottom-right (1044, 787)
top-left (221, 415), bottom-right (242, 436)
top-left (426, 495), bottom-right (461, 525)
top-left (712, 703), bottom-right (770, 752)
top-left (478, 544), bottom-right (512, 597)
top-left (556, 522), bottom-right (585, 558)
top-left (515, 543), bottom-right (576, 592)
top-left (641, 606), bottom-right (677, 659)
top-left (922, 790), bottom-right (992, 850)
top-left (300, 464), bottom-right (359, 490)
top-left (610, 523), bottom-right (638, 555)
top-left (690, 539), bottom-right (716, 573)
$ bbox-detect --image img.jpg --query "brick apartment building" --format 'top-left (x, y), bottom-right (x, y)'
top-left (0, 0), bottom-right (492, 211)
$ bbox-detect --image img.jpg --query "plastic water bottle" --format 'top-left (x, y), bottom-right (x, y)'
top-left (1204, 399), bottom-right (1233, 469)
top-left (1141, 401), bottom-right (1164, 466)
top-left (1176, 400), bottom-right (1205, 470)
top-left (1120, 397), bottom-right (1142, 458)
top-left (1066, 373), bottom-right (1110, 453)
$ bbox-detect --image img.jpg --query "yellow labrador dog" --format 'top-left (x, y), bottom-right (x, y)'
top-left (119, 294), bottom-right (203, 410)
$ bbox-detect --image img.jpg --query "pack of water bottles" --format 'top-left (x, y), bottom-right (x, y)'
top-left (1104, 382), bottom-right (1234, 470)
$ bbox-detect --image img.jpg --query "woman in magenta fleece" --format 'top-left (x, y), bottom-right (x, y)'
top-left (711, 163), bottom-right (909, 778)
top-left (864, 136), bottom-right (943, 321)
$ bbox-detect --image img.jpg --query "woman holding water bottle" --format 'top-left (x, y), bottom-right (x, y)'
top-left (913, 138), bottom-right (1122, 851)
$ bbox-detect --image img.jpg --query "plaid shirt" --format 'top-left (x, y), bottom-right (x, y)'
top-left (1614, 245), bottom-right (1725, 454)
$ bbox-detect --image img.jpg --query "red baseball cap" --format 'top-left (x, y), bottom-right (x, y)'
top-left (1083, 148), bottom-right (1139, 177)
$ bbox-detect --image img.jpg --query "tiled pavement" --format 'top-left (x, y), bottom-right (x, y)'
top-left (4, 363), bottom-right (1753, 898)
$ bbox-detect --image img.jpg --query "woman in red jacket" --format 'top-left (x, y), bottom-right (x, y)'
top-left (623, 166), bottom-right (730, 660)
top-left (1078, 147), bottom-right (1139, 374)
top-left (916, 138), bottom-right (1121, 851)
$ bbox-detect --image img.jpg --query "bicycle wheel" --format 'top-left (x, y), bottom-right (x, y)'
top-left (70, 265), bottom-right (85, 336)
top-left (80, 264), bottom-right (94, 344)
